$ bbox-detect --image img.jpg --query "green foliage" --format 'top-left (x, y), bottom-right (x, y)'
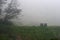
top-left (0, 34), bottom-right (9, 40)
top-left (0, 24), bottom-right (17, 40)
top-left (0, 24), bottom-right (15, 35)
top-left (0, 0), bottom-right (21, 40)
top-left (0, 25), bottom-right (60, 40)
top-left (15, 26), bottom-right (55, 40)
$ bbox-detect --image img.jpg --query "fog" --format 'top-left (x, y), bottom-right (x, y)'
top-left (16, 0), bottom-right (60, 26)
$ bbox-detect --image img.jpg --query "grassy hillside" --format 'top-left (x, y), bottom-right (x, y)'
top-left (0, 25), bottom-right (60, 40)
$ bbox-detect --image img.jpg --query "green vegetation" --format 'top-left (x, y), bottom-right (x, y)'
top-left (0, 25), bottom-right (60, 40)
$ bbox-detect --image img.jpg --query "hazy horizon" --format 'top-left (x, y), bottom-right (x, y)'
top-left (14, 0), bottom-right (60, 26)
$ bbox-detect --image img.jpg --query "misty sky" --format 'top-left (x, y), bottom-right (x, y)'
top-left (16, 0), bottom-right (60, 26)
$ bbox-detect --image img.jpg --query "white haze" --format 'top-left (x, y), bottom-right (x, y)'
top-left (15, 0), bottom-right (60, 26)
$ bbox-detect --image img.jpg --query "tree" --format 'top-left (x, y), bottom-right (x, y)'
top-left (0, 0), bottom-right (21, 39)
top-left (0, 0), bottom-right (21, 25)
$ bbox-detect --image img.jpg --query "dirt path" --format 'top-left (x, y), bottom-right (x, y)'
top-left (16, 34), bottom-right (22, 40)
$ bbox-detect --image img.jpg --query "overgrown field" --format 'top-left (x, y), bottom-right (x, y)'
top-left (0, 25), bottom-right (60, 40)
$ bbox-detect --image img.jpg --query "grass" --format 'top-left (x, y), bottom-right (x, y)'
top-left (14, 26), bottom-right (60, 40)
top-left (0, 25), bottom-right (60, 40)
